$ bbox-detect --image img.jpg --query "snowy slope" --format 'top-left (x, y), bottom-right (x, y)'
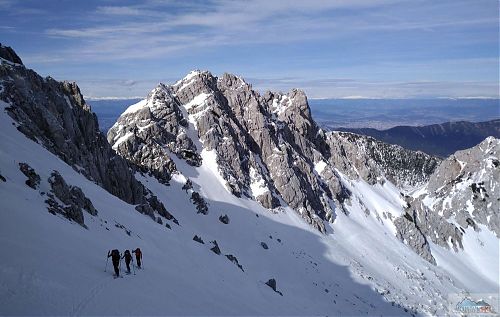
top-left (1, 91), bottom-right (497, 316)
top-left (0, 99), bottom-right (409, 315)
top-left (0, 52), bottom-right (498, 315)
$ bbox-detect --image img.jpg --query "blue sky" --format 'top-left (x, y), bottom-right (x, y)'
top-left (1, 0), bottom-right (498, 98)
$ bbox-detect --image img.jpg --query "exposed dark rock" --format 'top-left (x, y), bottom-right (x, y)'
top-left (191, 191), bottom-right (208, 214)
top-left (156, 216), bottom-right (163, 225)
top-left (0, 52), bottom-right (174, 224)
top-left (182, 178), bottom-right (193, 191)
top-left (265, 278), bottom-right (283, 296)
top-left (107, 84), bottom-right (201, 184)
top-left (210, 240), bottom-right (221, 255)
top-left (327, 132), bottom-right (439, 190)
top-left (45, 195), bottom-right (86, 228)
top-left (19, 163), bottom-right (40, 189)
top-left (193, 235), bottom-right (204, 244)
top-left (260, 242), bottom-right (268, 250)
top-left (397, 137), bottom-right (500, 257)
top-left (0, 173), bottom-right (5, 182)
top-left (394, 214), bottom-right (436, 265)
top-left (219, 214), bottom-right (229, 224)
top-left (135, 204), bottom-right (155, 220)
top-left (225, 254), bottom-right (244, 271)
top-left (0, 43), bottom-right (23, 65)
top-left (45, 170), bottom-right (98, 227)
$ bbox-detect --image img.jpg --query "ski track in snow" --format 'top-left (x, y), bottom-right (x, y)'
top-left (70, 276), bottom-right (110, 317)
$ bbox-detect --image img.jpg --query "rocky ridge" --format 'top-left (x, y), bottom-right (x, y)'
top-left (108, 70), bottom-right (439, 233)
top-left (394, 137), bottom-right (500, 262)
top-left (0, 44), bottom-right (175, 224)
top-left (326, 131), bottom-right (440, 190)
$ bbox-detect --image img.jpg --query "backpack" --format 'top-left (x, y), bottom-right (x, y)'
top-left (111, 249), bottom-right (120, 261)
top-left (124, 250), bottom-right (132, 260)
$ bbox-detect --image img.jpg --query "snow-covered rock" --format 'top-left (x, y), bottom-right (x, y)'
top-left (0, 46), bottom-right (498, 316)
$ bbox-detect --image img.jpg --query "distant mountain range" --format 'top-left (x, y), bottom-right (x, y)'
top-left (335, 119), bottom-right (500, 157)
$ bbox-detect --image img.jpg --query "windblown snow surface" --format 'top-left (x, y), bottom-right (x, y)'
top-left (0, 98), bottom-right (498, 316)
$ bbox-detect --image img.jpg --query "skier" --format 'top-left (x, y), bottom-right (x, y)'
top-left (107, 249), bottom-right (121, 277)
top-left (132, 248), bottom-right (142, 269)
top-left (122, 250), bottom-right (133, 274)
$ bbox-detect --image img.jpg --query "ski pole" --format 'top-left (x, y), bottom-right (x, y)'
top-left (105, 252), bottom-right (109, 272)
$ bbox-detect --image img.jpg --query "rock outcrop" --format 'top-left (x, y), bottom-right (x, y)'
top-left (394, 137), bottom-right (499, 262)
top-left (107, 84), bottom-right (201, 184)
top-left (326, 132), bottom-right (440, 190)
top-left (109, 70), bottom-right (440, 234)
top-left (46, 171), bottom-right (97, 228)
top-left (0, 43), bottom-right (23, 65)
top-left (0, 44), bottom-right (174, 224)
top-left (19, 163), bottom-right (41, 189)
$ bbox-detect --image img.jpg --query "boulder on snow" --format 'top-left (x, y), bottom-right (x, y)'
top-left (190, 191), bottom-right (208, 215)
top-left (210, 240), bottom-right (221, 255)
top-left (193, 235), bottom-right (204, 244)
top-left (19, 163), bottom-right (40, 189)
top-left (260, 242), bottom-right (269, 250)
top-left (182, 178), bottom-right (193, 191)
top-left (265, 278), bottom-right (283, 296)
top-left (225, 254), bottom-right (244, 271)
top-left (219, 214), bottom-right (230, 224)
top-left (46, 171), bottom-right (98, 227)
top-left (135, 204), bottom-right (155, 219)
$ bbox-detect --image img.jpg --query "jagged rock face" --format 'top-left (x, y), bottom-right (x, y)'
top-left (180, 72), bottom-right (347, 230)
top-left (110, 71), bottom-right (445, 234)
top-left (107, 84), bottom-right (201, 184)
top-left (19, 163), bottom-right (41, 189)
top-left (326, 131), bottom-right (440, 189)
top-left (392, 137), bottom-right (499, 262)
top-left (0, 48), bottom-right (170, 222)
top-left (111, 71), bottom-right (345, 232)
top-left (425, 137), bottom-right (499, 236)
top-left (46, 171), bottom-right (98, 228)
top-left (0, 43), bottom-right (23, 65)
top-left (416, 137), bottom-right (499, 235)
top-left (394, 215), bottom-right (436, 264)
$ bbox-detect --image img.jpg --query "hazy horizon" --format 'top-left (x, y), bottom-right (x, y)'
top-left (88, 97), bottom-right (500, 132)
top-left (1, 0), bottom-right (498, 99)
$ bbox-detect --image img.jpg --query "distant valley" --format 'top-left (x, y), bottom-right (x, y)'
top-left (309, 98), bottom-right (499, 130)
top-left (336, 119), bottom-right (500, 157)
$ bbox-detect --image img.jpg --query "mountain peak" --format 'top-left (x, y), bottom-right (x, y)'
top-left (0, 43), bottom-right (23, 65)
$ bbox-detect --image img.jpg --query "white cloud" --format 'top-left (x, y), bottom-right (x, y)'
top-left (40, 0), bottom-right (497, 62)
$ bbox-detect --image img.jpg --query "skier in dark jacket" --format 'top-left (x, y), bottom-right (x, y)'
top-left (132, 248), bottom-right (142, 269)
top-left (107, 249), bottom-right (121, 277)
top-left (122, 250), bottom-right (133, 273)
